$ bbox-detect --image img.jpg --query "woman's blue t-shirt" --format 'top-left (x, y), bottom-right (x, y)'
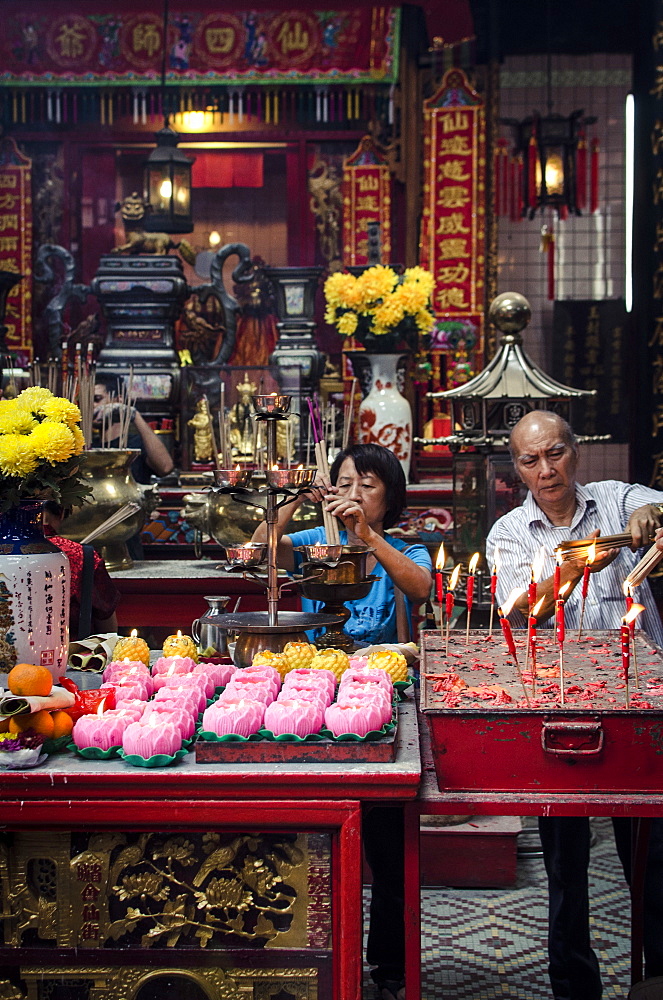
top-left (288, 526), bottom-right (432, 645)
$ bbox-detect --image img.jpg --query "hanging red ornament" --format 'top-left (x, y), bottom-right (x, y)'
top-left (515, 154), bottom-right (524, 221)
top-left (527, 129), bottom-right (538, 210)
top-left (576, 130), bottom-right (587, 211)
top-left (590, 137), bottom-right (600, 213)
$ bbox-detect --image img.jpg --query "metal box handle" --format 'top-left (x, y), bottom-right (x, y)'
top-left (541, 719), bottom-right (604, 757)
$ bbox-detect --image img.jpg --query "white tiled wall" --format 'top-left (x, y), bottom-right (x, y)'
top-left (498, 52), bottom-right (632, 482)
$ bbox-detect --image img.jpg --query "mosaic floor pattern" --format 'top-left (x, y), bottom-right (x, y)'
top-left (364, 817), bottom-right (634, 999)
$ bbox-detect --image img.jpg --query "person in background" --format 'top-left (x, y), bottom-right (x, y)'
top-left (43, 502), bottom-right (120, 640)
top-left (486, 409), bottom-right (663, 1000)
top-left (252, 443), bottom-right (432, 1000)
top-left (93, 373), bottom-right (174, 483)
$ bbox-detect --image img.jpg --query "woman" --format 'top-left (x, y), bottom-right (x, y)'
top-left (253, 442), bottom-right (432, 645)
top-left (252, 443), bottom-right (432, 999)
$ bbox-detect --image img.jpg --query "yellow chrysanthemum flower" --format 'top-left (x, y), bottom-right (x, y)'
top-left (0, 400), bottom-right (36, 435)
top-left (15, 387), bottom-right (54, 412)
top-left (324, 272), bottom-right (359, 309)
top-left (393, 282), bottom-right (428, 313)
top-left (356, 265), bottom-right (398, 306)
top-left (0, 434), bottom-right (39, 478)
top-left (404, 266), bottom-right (435, 293)
top-left (28, 421), bottom-right (76, 463)
top-left (71, 426), bottom-right (85, 454)
top-left (337, 311), bottom-right (358, 336)
top-left (373, 299), bottom-right (405, 330)
top-left (415, 309), bottom-right (435, 332)
top-left (41, 397), bottom-right (82, 429)
top-left (324, 304), bottom-right (338, 325)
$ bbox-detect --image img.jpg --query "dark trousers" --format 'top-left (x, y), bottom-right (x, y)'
top-left (363, 805), bottom-right (405, 984)
top-left (538, 816), bottom-right (663, 1000)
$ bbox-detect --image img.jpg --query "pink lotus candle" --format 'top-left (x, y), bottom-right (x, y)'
top-left (193, 662), bottom-right (237, 688)
top-left (337, 681), bottom-right (392, 711)
top-left (336, 693), bottom-right (392, 727)
top-left (324, 701), bottom-right (385, 737)
top-left (283, 669), bottom-right (336, 699)
top-left (201, 698), bottom-right (265, 737)
top-left (112, 680), bottom-right (149, 702)
top-left (264, 698), bottom-right (321, 736)
top-left (348, 655), bottom-right (369, 671)
top-left (104, 660), bottom-right (150, 683)
top-left (142, 705), bottom-right (196, 739)
top-left (223, 678), bottom-right (276, 705)
top-left (232, 670), bottom-right (280, 698)
top-left (241, 663), bottom-right (282, 686)
top-left (340, 667), bottom-right (392, 694)
top-left (151, 655), bottom-right (197, 676)
top-left (153, 689), bottom-right (202, 716)
top-left (122, 719), bottom-right (181, 757)
top-left (278, 685), bottom-right (329, 712)
top-left (72, 713), bottom-right (130, 750)
top-left (104, 706), bottom-right (145, 722)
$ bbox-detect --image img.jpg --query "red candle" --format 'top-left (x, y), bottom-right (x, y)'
top-left (581, 564), bottom-right (591, 599)
top-left (435, 544), bottom-right (445, 604)
top-left (555, 599), bottom-right (565, 645)
top-left (499, 613), bottom-right (517, 656)
top-left (445, 591), bottom-right (454, 622)
top-left (528, 580), bottom-right (537, 612)
top-left (621, 621), bottom-right (630, 684)
top-left (553, 559), bottom-right (561, 602)
top-left (490, 571), bottom-right (498, 601)
top-left (466, 575), bottom-right (475, 609)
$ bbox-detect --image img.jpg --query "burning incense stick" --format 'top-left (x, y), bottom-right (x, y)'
top-left (80, 502), bottom-right (142, 545)
top-left (497, 587), bottom-right (530, 705)
top-left (445, 563), bottom-right (461, 658)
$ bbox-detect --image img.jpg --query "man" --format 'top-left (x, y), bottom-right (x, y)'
top-left (486, 409), bottom-right (663, 1000)
top-left (93, 373), bottom-right (174, 482)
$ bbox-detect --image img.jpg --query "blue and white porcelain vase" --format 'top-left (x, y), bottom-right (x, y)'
top-left (0, 501), bottom-right (70, 681)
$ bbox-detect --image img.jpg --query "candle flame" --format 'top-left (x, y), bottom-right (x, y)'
top-left (130, 628), bottom-right (138, 638)
top-left (435, 544), bottom-right (445, 572)
top-left (587, 541), bottom-right (597, 566)
top-left (468, 552), bottom-right (480, 574)
top-left (532, 596), bottom-right (546, 617)
top-left (555, 548), bottom-right (563, 566)
top-left (499, 587), bottom-right (526, 617)
top-left (531, 546), bottom-right (546, 582)
top-left (272, 463), bottom-right (280, 470)
top-left (624, 603), bottom-right (645, 625)
top-left (623, 579), bottom-right (634, 598)
top-left (559, 582), bottom-right (572, 600)
top-left (491, 545), bottom-right (500, 575)
top-left (96, 697), bottom-right (106, 716)
top-left (177, 629), bottom-right (182, 638)
top-left (449, 563), bottom-right (462, 591)
top-left (296, 463), bottom-right (303, 470)
top-left (235, 464), bottom-right (241, 471)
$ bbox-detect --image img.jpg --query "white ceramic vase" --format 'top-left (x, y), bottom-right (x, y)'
top-left (0, 501), bottom-right (70, 681)
top-left (358, 353), bottom-right (412, 478)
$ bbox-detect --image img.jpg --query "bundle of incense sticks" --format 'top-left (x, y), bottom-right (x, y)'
top-left (307, 397), bottom-right (340, 545)
top-left (625, 540), bottom-right (663, 589)
top-left (80, 502), bottom-right (142, 545)
top-left (557, 531), bottom-right (644, 561)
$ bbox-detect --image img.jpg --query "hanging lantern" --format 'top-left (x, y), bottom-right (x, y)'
top-left (502, 110), bottom-right (597, 220)
top-left (143, 123), bottom-right (194, 234)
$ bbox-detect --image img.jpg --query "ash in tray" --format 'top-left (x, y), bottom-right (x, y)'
top-left (423, 631), bottom-right (663, 710)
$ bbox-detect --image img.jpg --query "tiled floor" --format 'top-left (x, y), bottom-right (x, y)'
top-left (364, 817), bottom-right (633, 999)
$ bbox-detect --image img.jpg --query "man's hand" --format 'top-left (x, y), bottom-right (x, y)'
top-left (574, 529), bottom-right (619, 574)
top-left (627, 504), bottom-right (663, 548)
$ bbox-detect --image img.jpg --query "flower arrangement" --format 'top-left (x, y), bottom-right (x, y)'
top-left (0, 386), bottom-right (90, 513)
top-left (324, 264), bottom-right (435, 352)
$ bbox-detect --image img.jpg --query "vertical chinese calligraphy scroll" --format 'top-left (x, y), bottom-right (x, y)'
top-left (0, 137), bottom-right (32, 360)
top-left (420, 68), bottom-right (486, 382)
top-left (342, 136), bottom-right (392, 266)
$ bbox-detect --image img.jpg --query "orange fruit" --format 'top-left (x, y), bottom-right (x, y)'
top-left (7, 663), bottom-right (53, 697)
top-left (9, 709), bottom-right (55, 737)
top-left (0, 717), bottom-right (10, 733)
top-left (50, 710), bottom-right (74, 738)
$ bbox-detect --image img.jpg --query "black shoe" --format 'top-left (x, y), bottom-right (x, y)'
top-left (375, 980), bottom-right (406, 1000)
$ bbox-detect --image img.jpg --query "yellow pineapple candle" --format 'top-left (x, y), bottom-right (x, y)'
top-left (366, 649), bottom-right (408, 683)
top-left (112, 630), bottom-right (151, 668)
top-left (309, 647), bottom-right (350, 682)
top-left (251, 649), bottom-right (290, 679)
top-left (282, 641), bottom-right (317, 671)
top-left (163, 630), bottom-right (199, 662)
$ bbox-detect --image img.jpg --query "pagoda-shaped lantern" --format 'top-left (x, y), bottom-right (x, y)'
top-left (419, 292), bottom-right (603, 591)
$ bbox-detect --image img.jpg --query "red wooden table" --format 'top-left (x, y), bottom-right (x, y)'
top-left (0, 700), bottom-right (420, 1000)
top-left (403, 708), bottom-right (659, 1000)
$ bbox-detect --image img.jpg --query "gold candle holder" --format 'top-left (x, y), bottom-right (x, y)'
top-left (212, 468), bottom-right (253, 489)
top-left (251, 393), bottom-right (291, 417)
top-left (265, 466), bottom-right (316, 491)
top-left (224, 543), bottom-right (267, 568)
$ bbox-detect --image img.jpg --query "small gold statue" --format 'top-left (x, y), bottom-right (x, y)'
top-left (112, 192), bottom-right (196, 262)
top-left (188, 399), bottom-right (215, 464)
top-left (229, 374), bottom-right (257, 457)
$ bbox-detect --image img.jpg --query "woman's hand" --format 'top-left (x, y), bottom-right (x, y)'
top-left (323, 492), bottom-right (373, 543)
top-left (302, 472), bottom-right (333, 506)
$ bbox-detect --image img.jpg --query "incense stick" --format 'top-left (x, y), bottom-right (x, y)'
top-left (625, 541), bottom-right (663, 588)
top-left (80, 502), bottom-right (142, 545)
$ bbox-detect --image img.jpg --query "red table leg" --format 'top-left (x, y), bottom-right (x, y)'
top-left (334, 803), bottom-right (364, 1000)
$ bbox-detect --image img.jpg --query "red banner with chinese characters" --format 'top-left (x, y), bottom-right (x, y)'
top-left (420, 68), bottom-right (485, 344)
top-left (0, 138), bottom-right (32, 360)
top-left (342, 136), bottom-right (392, 266)
top-left (0, 5), bottom-right (400, 85)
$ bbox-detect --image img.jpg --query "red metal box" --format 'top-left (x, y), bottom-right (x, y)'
top-left (420, 629), bottom-right (663, 794)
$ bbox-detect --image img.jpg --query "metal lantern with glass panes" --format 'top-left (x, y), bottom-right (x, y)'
top-left (143, 124), bottom-right (194, 234)
top-left (416, 291), bottom-right (605, 612)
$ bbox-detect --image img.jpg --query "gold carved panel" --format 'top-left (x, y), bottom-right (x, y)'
top-left (1, 830), bottom-right (331, 952)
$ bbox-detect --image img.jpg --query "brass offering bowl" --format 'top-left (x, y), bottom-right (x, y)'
top-left (302, 545), bottom-right (373, 585)
top-left (297, 576), bottom-right (379, 651)
top-left (212, 468), bottom-right (253, 489)
top-left (265, 466), bottom-right (316, 491)
top-left (294, 543), bottom-right (344, 566)
top-left (224, 543), bottom-right (267, 568)
top-left (252, 393), bottom-right (291, 417)
top-left (213, 610), bottom-right (345, 668)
